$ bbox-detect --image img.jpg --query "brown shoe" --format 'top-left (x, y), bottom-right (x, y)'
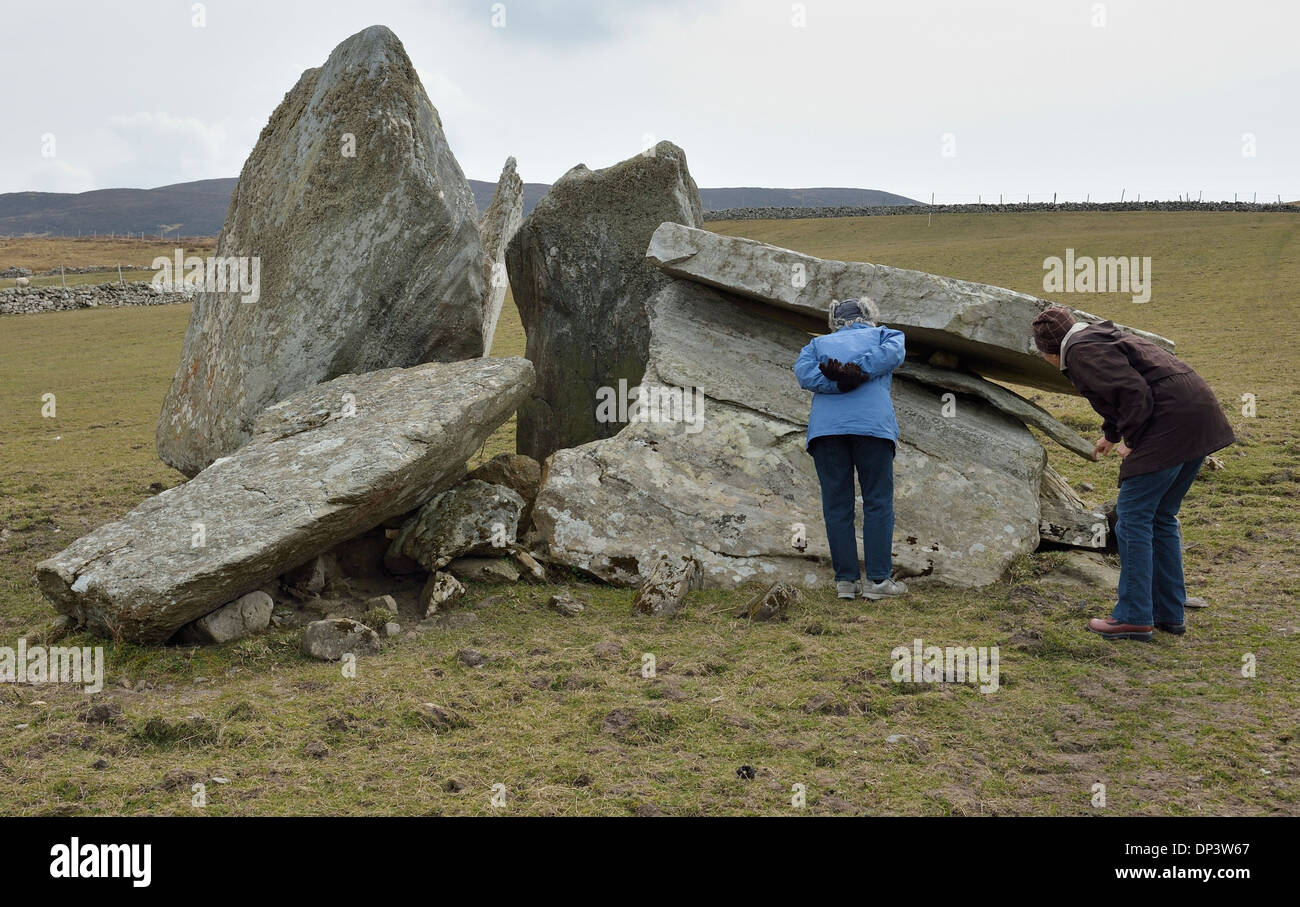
top-left (1087, 618), bottom-right (1154, 641)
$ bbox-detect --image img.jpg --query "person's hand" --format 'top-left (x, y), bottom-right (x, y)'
top-left (1093, 437), bottom-right (1114, 460)
top-left (820, 358), bottom-right (867, 392)
top-left (1115, 441), bottom-right (1132, 459)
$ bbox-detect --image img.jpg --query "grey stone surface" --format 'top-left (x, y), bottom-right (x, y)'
top-left (645, 222), bottom-right (1174, 394)
top-left (479, 156), bottom-right (524, 353)
top-left (388, 480), bottom-right (525, 571)
top-left (531, 281), bottom-right (1045, 590)
top-left (37, 357), bottom-right (534, 643)
top-left (1039, 551), bottom-right (1121, 589)
top-left (505, 141), bottom-right (704, 462)
top-left (157, 25), bottom-right (488, 476)
top-left (177, 590), bottom-right (273, 645)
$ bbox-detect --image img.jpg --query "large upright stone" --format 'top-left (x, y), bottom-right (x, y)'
top-left (157, 25), bottom-right (487, 476)
top-left (531, 282), bottom-right (1046, 589)
top-left (479, 156), bottom-right (524, 353)
top-left (646, 222), bottom-right (1174, 395)
top-left (38, 358), bottom-right (535, 643)
top-left (505, 141), bottom-right (703, 462)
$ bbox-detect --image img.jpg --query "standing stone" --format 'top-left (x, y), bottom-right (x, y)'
top-left (157, 25), bottom-right (488, 476)
top-left (479, 156), bottom-right (524, 353)
top-left (505, 141), bottom-right (704, 462)
top-left (38, 358), bottom-right (534, 643)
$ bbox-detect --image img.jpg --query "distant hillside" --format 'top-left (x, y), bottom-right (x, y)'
top-left (699, 187), bottom-right (918, 209)
top-left (1, 178), bottom-right (919, 237)
top-left (0, 179), bottom-right (237, 237)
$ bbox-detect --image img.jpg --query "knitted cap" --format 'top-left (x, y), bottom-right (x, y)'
top-left (1032, 306), bottom-right (1076, 354)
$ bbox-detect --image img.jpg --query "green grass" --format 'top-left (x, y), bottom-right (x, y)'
top-left (0, 212), bottom-right (1296, 815)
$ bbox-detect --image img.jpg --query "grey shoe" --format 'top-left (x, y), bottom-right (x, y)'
top-left (836, 581), bottom-right (860, 600)
top-left (862, 578), bottom-right (907, 600)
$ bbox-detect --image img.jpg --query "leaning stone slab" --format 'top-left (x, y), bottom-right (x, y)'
top-left (532, 281), bottom-right (1045, 589)
top-left (895, 361), bottom-right (1093, 460)
top-left (479, 156), bottom-right (524, 353)
top-left (37, 357), bottom-right (534, 643)
top-left (505, 141), bottom-right (704, 462)
top-left (646, 222), bottom-right (1174, 395)
top-left (157, 25), bottom-right (488, 476)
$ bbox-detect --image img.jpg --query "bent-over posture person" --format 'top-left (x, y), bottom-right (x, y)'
top-left (1032, 306), bottom-right (1235, 641)
top-left (794, 298), bottom-right (907, 601)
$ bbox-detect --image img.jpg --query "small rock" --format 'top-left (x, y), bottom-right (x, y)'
top-left (388, 480), bottom-right (525, 571)
top-left (1185, 596), bottom-right (1210, 609)
top-left (593, 641), bottom-right (623, 659)
top-left (178, 590), bottom-right (274, 644)
top-left (415, 702), bottom-right (464, 731)
top-left (632, 552), bottom-right (699, 617)
top-left (304, 741), bottom-right (329, 759)
top-left (447, 557), bottom-right (520, 584)
top-left (300, 618), bottom-right (381, 661)
top-left (420, 571), bottom-right (466, 617)
top-left (548, 593), bottom-right (585, 617)
top-left (509, 546), bottom-right (548, 581)
top-left (457, 648), bottom-right (486, 668)
top-left (744, 582), bottom-right (799, 621)
top-left (382, 621), bottom-right (402, 638)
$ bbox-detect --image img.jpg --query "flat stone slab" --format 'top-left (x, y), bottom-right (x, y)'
top-left (646, 222), bottom-right (1174, 394)
top-left (37, 358), bottom-right (534, 643)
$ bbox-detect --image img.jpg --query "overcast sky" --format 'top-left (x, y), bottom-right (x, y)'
top-left (3, 0), bottom-right (1295, 202)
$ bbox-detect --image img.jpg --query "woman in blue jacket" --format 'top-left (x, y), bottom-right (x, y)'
top-left (793, 298), bottom-right (908, 601)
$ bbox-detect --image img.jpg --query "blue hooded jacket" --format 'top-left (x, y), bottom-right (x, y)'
top-left (794, 323), bottom-right (906, 450)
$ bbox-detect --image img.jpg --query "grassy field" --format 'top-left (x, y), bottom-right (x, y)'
top-left (0, 212), bottom-right (1296, 816)
top-left (1, 236), bottom-right (217, 289)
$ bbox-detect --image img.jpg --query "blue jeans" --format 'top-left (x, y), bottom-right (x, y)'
top-left (1113, 457), bottom-right (1203, 626)
top-left (810, 434), bottom-right (894, 583)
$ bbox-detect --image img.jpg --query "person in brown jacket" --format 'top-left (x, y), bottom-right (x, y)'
top-left (1032, 306), bottom-right (1235, 641)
